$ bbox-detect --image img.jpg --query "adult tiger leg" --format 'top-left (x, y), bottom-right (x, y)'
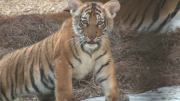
top-left (53, 57), bottom-right (75, 101)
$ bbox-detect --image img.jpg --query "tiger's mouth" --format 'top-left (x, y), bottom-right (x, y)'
top-left (87, 40), bottom-right (96, 44)
top-left (82, 40), bottom-right (100, 49)
top-left (79, 36), bottom-right (102, 50)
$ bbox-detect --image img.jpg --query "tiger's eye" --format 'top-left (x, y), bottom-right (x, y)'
top-left (81, 20), bottom-right (88, 25)
top-left (98, 21), bottom-right (104, 25)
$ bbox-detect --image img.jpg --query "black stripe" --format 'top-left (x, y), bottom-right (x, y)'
top-left (158, 1), bottom-right (180, 32)
top-left (0, 66), bottom-right (6, 101)
top-left (157, 15), bottom-right (170, 32)
top-left (20, 48), bottom-right (28, 94)
top-left (80, 42), bottom-right (101, 56)
top-left (98, 75), bottom-right (110, 83)
top-left (80, 44), bottom-right (92, 57)
top-left (79, 19), bottom-right (84, 30)
top-left (1, 87), bottom-right (8, 101)
top-left (10, 51), bottom-right (21, 100)
top-left (161, 0), bottom-right (167, 9)
top-left (95, 8), bottom-right (101, 13)
top-left (50, 35), bottom-right (55, 52)
top-left (14, 52), bottom-right (22, 97)
top-left (147, 0), bottom-right (163, 30)
top-left (24, 49), bottom-right (32, 93)
top-left (29, 45), bottom-right (40, 93)
top-left (171, 1), bottom-right (180, 18)
top-left (73, 36), bottom-right (79, 56)
top-left (0, 64), bottom-right (9, 101)
top-left (68, 61), bottom-right (74, 69)
top-left (46, 55), bottom-right (54, 72)
top-left (92, 42), bottom-right (101, 53)
top-left (0, 68), bottom-right (2, 98)
top-left (64, 49), bottom-right (75, 69)
top-left (121, 0), bottom-right (130, 6)
top-left (137, 0), bottom-right (155, 30)
top-left (81, 17), bottom-right (87, 19)
top-left (123, 0), bottom-right (142, 22)
top-left (7, 51), bottom-right (20, 88)
top-left (13, 61), bottom-right (19, 99)
top-left (6, 64), bottom-right (9, 89)
top-left (30, 62), bottom-right (40, 92)
top-left (64, 47), bottom-right (75, 69)
top-left (24, 46), bottom-right (34, 93)
top-left (70, 43), bottom-right (82, 63)
top-left (124, 9), bottom-right (134, 23)
top-left (130, 10), bottom-right (139, 26)
top-left (38, 42), bottom-right (53, 90)
top-left (96, 60), bottom-right (110, 75)
top-left (95, 50), bottom-right (107, 61)
top-left (103, 17), bottom-right (106, 30)
top-left (45, 39), bottom-right (54, 72)
top-left (10, 73), bottom-right (15, 100)
top-left (14, 53), bottom-right (21, 83)
top-left (39, 69), bottom-right (54, 90)
top-left (85, 8), bottom-right (91, 13)
top-left (85, 12), bottom-right (90, 17)
top-left (64, 10), bottom-right (70, 12)
top-left (24, 82), bottom-right (30, 93)
top-left (97, 13), bottom-right (103, 20)
top-left (48, 75), bottom-right (54, 85)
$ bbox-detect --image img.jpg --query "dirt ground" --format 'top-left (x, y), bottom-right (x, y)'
top-left (1, 0), bottom-right (180, 101)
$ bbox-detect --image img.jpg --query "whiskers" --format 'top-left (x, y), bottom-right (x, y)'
top-left (66, 35), bottom-right (86, 48)
top-left (97, 36), bottom-right (108, 49)
top-left (66, 34), bottom-right (109, 50)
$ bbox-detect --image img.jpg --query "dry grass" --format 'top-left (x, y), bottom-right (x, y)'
top-left (0, 0), bottom-right (67, 17)
top-left (0, 14), bottom-right (63, 59)
top-left (110, 25), bottom-right (180, 94)
top-left (1, 14), bottom-right (180, 101)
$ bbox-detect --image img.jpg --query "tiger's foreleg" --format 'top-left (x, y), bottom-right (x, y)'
top-left (94, 57), bottom-right (121, 101)
top-left (53, 57), bottom-right (75, 101)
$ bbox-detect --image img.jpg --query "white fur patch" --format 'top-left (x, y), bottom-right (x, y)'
top-left (72, 55), bottom-right (95, 80)
top-left (84, 44), bottom-right (98, 50)
top-left (160, 12), bottom-right (180, 33)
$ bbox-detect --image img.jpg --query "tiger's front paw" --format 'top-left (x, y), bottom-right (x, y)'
top-left (67, 99), bottom-right (77, 101)
top-left (117, 95), bottom-right (129, 101)
top-left (67, 98), bottom-right (77, 101)
top-left (67, 96), bottom-right (77, 101)
top-left (106, 94), bottom-right (124, 101)
top-left (56, 95), bottom-right (76, 101)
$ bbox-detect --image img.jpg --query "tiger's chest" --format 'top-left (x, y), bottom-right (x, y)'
top-left (71, 53), bottom-right (96, 80)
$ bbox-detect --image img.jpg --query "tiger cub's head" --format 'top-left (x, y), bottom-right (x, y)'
top-left (67, 0), bottom-right (120, 50)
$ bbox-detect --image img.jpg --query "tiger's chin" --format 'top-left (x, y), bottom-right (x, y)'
top-left (84, 43), bottom-right (98, 49)
top-left (82, 41), bottom-right (101, 53)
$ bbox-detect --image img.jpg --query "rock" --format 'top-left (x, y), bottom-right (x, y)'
top-left (82, 86), bottom-right (180, 101)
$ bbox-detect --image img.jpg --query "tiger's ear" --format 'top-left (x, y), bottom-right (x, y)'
top-left (104, 0), bottom-right (120, 18)
top-left (68, 0), bottom-right (83, 15)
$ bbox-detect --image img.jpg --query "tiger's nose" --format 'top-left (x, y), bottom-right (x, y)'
top-left (88, 35), bottom-right (96, 40)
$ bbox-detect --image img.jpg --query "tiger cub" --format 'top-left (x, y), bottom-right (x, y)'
top-left (0, 0), bottom-right (121, 101)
